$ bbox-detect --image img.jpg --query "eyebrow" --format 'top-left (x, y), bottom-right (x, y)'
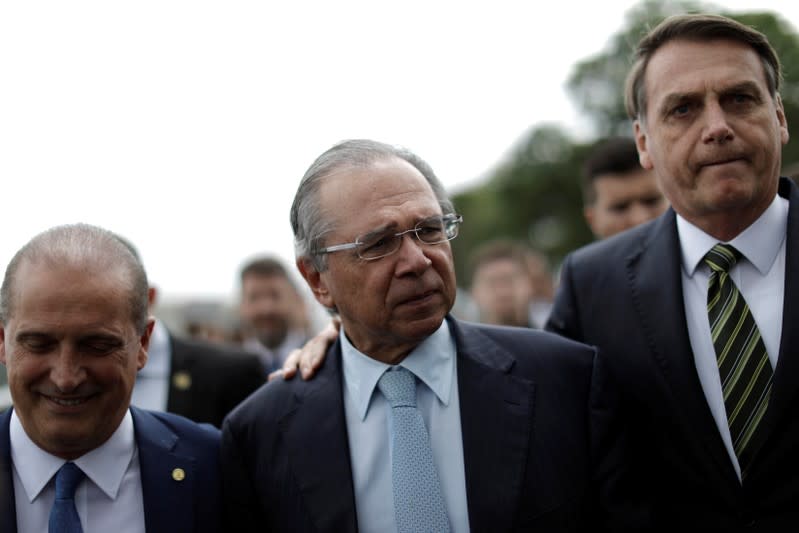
top-left (657, 80), bottom-right (765, 117)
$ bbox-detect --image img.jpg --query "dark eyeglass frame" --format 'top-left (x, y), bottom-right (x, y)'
top-left (317, 213), bottom-right (463, 261)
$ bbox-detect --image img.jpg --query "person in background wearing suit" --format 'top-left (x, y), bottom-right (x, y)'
top-left (238, 256), bottom-right (309, 375)
top-left (581, 136), bottom-right (667, 240)
top-left (121, 240), bottom-right (264, 429)
top-left (468, 239), bottom-right (535, 328)
top-left (221, 139), bottom-right (602, 532)
top-left (0, 224), bottom-right (222, 533)
top-left (547, 14), bottom-right (799, 530)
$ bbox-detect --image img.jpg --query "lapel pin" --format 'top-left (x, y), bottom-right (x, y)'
top-left (172, 468), bottom-right (186, 481)
top-left (172, 371), bottom-right (192, 391)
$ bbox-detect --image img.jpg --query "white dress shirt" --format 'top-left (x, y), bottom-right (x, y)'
top-left (131, 319), bottom-right (172, 411)
top-left (341, 321), bottom-right (470, 533)
top-left (677, 193), bottom-right (787, 480)
top-left (10, 409), bottom-right (146, 533)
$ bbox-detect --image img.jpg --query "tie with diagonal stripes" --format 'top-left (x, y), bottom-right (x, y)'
top-left (705, 243), bottom-right (773, 477)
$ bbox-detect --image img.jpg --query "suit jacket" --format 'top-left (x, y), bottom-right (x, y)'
top-left (166, 334), bottom-right (265, 428)
top-left (0, 406), bottom-right (222, 533)
top-left (221, 316), bottom-right (600, 532)
top-left (546, 177), bottom-right (799, 531)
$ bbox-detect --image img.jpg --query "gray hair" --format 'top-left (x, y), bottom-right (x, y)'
top-left (0, 223), bottom-right (150, 333)
top-left (625, 13), bottom-right (782, 121)
top-left (290, 139), bottom-right (454, 271)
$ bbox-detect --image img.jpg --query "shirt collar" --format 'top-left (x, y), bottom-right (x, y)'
top-left (341, 320), bottom-right (456, 421)
top-left (10, 408), bottom-right (137, 501)
top-left (677, 192), bottom-right (788, 277)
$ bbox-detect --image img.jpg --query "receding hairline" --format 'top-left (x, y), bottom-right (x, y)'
top-left (0, 223), bottom-right (149, 332)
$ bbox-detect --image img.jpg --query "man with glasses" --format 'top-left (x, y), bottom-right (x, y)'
top-left (220, 139), bottom-right (603, 532)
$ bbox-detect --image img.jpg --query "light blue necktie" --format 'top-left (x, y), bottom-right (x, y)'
top-left (49, 462), bottom-right (85, 533)
top-left (378, 366), bottom-right (451, 533)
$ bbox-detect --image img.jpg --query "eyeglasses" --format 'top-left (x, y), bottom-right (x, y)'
top-left (317, 213), bottom-right (463, 261)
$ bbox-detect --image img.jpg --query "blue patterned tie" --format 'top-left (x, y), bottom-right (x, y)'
top-left (378, 366), bottom-right (451, 533)
top-left (49, 462), bottom-right (85, 533)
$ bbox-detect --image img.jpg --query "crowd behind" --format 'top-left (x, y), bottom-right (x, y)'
top-left (2, 12), bottom-right (799, 533)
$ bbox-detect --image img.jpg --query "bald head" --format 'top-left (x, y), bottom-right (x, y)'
top-left (0, 223), bottom-right (149, 333)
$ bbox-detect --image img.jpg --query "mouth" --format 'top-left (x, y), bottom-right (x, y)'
top-left (398, 290), bottom-right (437, 306)
top-left (42, 394), bottom-right (95, 409)
top-left (701, 156), bottom-right (745, 168)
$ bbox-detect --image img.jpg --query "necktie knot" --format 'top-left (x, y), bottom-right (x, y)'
top-left (704, 243), bottom-right (741, 274)
top-left (54, 462), bottom-right (84, 500)
top-left (378, 367), bottom-right (416, 408)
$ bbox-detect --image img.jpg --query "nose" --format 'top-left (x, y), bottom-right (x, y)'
top-left (701, 100), bottom-right (734, 144)
top-left (394, 232), bottom-right (433, 276)
top-left (50, 347), bottom-right (86, 392)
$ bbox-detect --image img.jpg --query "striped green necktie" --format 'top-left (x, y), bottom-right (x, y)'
top-left (705, 243), bottom-right (773, 477)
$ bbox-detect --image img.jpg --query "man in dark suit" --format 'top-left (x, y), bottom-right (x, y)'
top-left (222, 139), bottom-right (601, 532)
top-left (130, 282), bottom-right (264, 428)
top-left (547, 14), bottom-right (798, 530)
top-left (0, 224), bottom-right (222, 533)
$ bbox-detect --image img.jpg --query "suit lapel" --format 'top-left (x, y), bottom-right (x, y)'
top-left (1, 409), bottom-right (18, 533)
top-left (626, 211), bottom-right (738, 484)
top-left (282, 343), bottom-right (358, 533)
top-left (166, 336), bottom-right (195, 417)
top-left (132, 407), bottom-right (199, 533)
top-left (757, 178), bottom-right (799, 448)
top-left (450, 319), bottom-right (534, 533)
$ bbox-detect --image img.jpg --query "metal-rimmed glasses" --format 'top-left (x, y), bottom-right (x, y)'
top-left (317, 213), bottom-right (463, 261)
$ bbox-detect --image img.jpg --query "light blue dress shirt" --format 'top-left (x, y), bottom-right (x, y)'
top-left (340, 320), bottom-right (470, 533)
top-left (131, 319), bottom-right (171, 411)
top-left (677, 193), bottom-right (787, 481)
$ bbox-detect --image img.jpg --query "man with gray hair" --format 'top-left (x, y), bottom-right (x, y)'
top-left (0, 223), bottom-right (222, 532)
top-left (221, 140), bottom-right (604, 532)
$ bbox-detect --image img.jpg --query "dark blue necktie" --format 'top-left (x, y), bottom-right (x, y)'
top-left (49, 462), bottom-right (85, 533)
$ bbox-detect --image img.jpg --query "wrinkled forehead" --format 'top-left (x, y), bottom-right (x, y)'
top-left (319, 158), bottom-right (440, 233)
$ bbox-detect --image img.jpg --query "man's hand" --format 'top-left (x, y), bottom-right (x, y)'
top-left (268, 317), bottom-right (340, 382)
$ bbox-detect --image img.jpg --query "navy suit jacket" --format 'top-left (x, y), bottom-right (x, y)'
top-left (221, 316), bottom-right (600, 532)
top-left (547, 178), bottom-right (799, 530)
top-left (0, 406), bottom-right (222, 533)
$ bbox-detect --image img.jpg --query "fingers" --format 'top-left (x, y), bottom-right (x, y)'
top-left (273, 318), bottom-right (340, 382)
top-left (278, 349), bottom-right (302, 381)
top-left (267, 368), bottom-right (286, 382)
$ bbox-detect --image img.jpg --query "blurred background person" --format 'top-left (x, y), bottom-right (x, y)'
top-left (238, 255), bottom-right (310, 374)
top-left (468, 239), bottom-right (535, 328)
top-left (581, 136), bottom-right (668, 239)
top-left (123, 239), bottom-right (264, 428)
top-left (525, 248), bottom-right (556, 328)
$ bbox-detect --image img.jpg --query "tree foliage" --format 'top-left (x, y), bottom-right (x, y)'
top-left (451, 1), bottom-right (799, 283)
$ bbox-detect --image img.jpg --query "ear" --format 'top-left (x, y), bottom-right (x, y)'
top-left (0, 323), bottom-right (6, 366)
top-left (137, 318), bottom-right (155, 371)
top-left (583, 206), bottom-right (599, 236)
top-left (147, 286), bottom-right (158, 308)
top-left (775, 94), bottom-right (790, 146)
top-left (634, 120), bottom-right (654, 170)
top-left (296, 258), bottom-right (335, 310)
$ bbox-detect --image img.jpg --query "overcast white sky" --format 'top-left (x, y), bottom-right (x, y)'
top-left (2, 1), bottom-right (798, 302)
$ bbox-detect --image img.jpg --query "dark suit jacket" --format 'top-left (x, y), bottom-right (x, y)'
top-left (166, 334), bottom-right (265, 428)
top-left (221, 316), bottom-right (599, 532)
top-left (0, 406), bottom-right (222, 533)
top-left (546, 178), bottom-right (799, 531)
